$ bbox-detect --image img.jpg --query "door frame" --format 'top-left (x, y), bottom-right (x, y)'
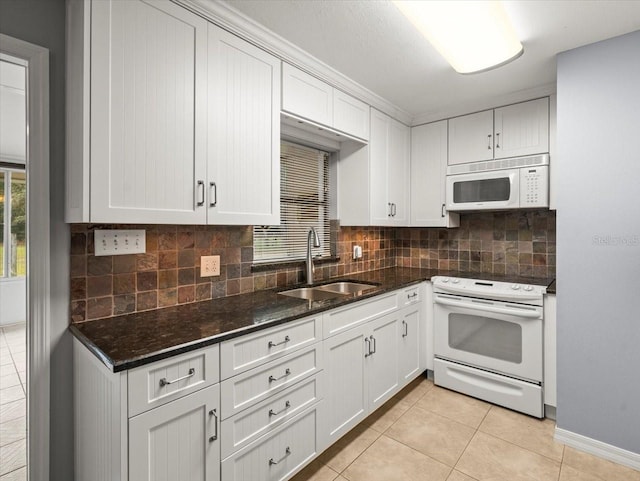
top-left (0, 33), bottom-right (51, 481)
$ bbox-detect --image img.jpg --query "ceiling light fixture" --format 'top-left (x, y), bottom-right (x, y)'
top-left (393, 0), bottom-right (523, 74)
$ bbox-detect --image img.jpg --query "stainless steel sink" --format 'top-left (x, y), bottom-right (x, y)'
top-left (278, 281), bottom-right (378, 301)
top-left (314, 282), bottom-right (378, 295)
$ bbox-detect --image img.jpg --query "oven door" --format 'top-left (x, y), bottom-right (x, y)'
top-left (446, 169), bottom-right (519, 211)
top-left (433, 293), bottom-right (543, 382)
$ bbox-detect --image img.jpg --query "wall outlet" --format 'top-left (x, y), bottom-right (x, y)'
top-left (94, 229), bottom-right (146, 256)
top-left (201, 255), bottom-right (221, 277)
top-left (353, 245), bottom-right (363, 260)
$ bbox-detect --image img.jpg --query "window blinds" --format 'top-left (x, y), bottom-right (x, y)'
top-left (253, 141), bottom-right (331, 263)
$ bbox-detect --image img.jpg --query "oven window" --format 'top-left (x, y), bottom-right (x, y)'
top-left (448, 314), bottom-right (522, 363)
top-left (453, 177), bottom-right (511, 203)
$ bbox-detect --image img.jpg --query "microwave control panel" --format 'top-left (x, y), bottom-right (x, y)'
top-left (519, 166), bottom-right (549, 207)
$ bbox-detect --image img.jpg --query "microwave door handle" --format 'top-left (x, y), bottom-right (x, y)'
top-left (434, 296), bottom-right (541, 319)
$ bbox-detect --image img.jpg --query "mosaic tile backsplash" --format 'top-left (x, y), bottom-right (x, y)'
top-left (70, 210), bottom-right (555, 322)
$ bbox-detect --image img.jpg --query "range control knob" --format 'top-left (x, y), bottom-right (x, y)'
top-left (511, 284), bottom-right (521, 290)
top-left (523, 285), bottom-right (534, 291)
top-left (441, 278), bottom-right (450, 283)
top-left (452, 278), bottom-right (460, 284)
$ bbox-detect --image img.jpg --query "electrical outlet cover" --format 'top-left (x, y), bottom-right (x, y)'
top-left (201, 255), bottom-right (221, 277)
top-left (95, 230), bottom-right (146, 256)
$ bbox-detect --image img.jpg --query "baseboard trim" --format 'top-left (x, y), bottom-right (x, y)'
top-left (555, 427), bottom-right (640, 471)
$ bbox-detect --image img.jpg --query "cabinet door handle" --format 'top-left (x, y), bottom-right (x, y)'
top-left (370, 335), bottom-right (376, 354)
top-left (487, 134), bottom-right (492, 150)
top-left (268, 368), bottom-right (291, 382)
top-left (209, 182), bottom-right (217, 207)
top-left (407, 292), bottom-right (418, 300)
top-left (196, 181), bottom-right (205, 206)
top-left (268, 335), bottom-right (290, 348)
top-left (269, 447), bottom-right (291, 465)
top-left (496, 132), bottom-right (500, 149)
top-left (208, 408), bottom-right (218, 442)
top-left (269, 400), bottom-right (291, 417)
top-left (388, 202), bottom-right (392, 217)
top-left (159, 367), bottom-right (195, 387)
top-left (441, 203), bottom-right (446, 218)
top-left (364, 337), bottom-right (371, 357)
top-left (402, 320), bottom-right (408, 338)
top-left (392, 203), bottom-right (397, 217)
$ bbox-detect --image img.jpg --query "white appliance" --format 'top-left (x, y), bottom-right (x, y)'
top-left (432, 276), bottom-right (546, 417)
top-left (446, 154), bottom-right (549, 211)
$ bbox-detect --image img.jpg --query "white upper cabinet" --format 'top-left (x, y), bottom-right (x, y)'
top-left (369, 109), bottom-right (410, 226)
top-left (448, 98), bottom-right (550, 166)
top-left (208, 25), bottom-right (281, 225)
top-left (411, 121), bottom-right (459, 227)
top-left (282, 63), bottom-right (369, 141)
top-left (494, 97), bottom-right (549, 159)
top-left (88, 0), bottom-right (208, 224)
top-left (448, 109), bottom-right (494, 166)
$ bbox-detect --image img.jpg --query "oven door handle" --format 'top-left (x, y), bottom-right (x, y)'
top-left (435, 296), bottom-right (541, 319)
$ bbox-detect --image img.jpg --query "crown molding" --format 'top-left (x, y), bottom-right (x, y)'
top-left (175, 0), bottom-right (413, 125)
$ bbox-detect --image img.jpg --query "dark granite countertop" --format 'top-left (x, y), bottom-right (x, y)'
top-left (70, 267), bottom-right (555, 372)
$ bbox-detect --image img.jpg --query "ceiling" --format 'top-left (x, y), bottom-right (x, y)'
top-left (224, 0), bottom-right (640, 123)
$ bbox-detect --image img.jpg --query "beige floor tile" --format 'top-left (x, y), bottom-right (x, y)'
top-left (447, 470), bottom-right (477, 481)
top-left (0, 400), bottom-right (25, 424)
top-left (0, 438), bottom-right (26, 476)
top-left (0, 355), bottom-right (12, 367)
top-left (392, 376), bottom-right (434, 406)
top-left (0, 387), bottom-right (24, 406)
top-left (362, 395), bottom-right (413, 433)
top-left (0, 366), bottom-right (16, 378)
top-left (0, 466), bottom-right (26, 481)
top-left (290, 459), bottom-right (339, 481)
top-left (0, 373), bottom-right (21, 390)
top-left (478, 405), bottom-right (564, 461)
top-left (342, 435), bottom-right (451, 481)
top-left (10, 362), bottom-right (24, 374)
top-left (16, 373), bottom-right (25, 389)
top-left (334, 477), bottom-right (348, 481)
top-left (319, 424), bottom-right (380, 473)
top-left (0, 417), bottom-right (26, 448)
top-left (563, 447), bottom-right (640, 481)
top-left (559, 464), bottom-right (604, 481)
top-left (456, 431), bottom-right (560, 481)
top-left (385, 405), bottom-right (475, 467)
top-left (416, 385), bottom-right (491, 429)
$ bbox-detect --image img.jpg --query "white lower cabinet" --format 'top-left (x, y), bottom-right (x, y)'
top-left (367, 313), bottom-right (401, 410)
top-left (129, 384), bottom-right (221, 481)
top-left (399, 304), bottom-right (422, 383)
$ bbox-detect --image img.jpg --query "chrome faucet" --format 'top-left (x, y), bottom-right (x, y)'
top-left (306, 228), bottom-right (321, 285)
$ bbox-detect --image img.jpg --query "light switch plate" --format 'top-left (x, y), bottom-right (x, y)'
top-left (201, 255), bottom-right (221, 277)
top-left (94, 229), bottom-right (146, 256)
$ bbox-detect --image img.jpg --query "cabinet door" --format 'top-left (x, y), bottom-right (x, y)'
top-left (387, 118), bottom-right (411, 225)
top-left (448, 109), bottom-right (494, 165)
top-left (282, 63), bottom-right (333, 126)
top-left (411, 121), bottom-right (460, 227)
top-left (369, 109), bottom-right (392, 225)
top-left (323, 327), bottom-right (368, 446)
top-left (90, 0), bottom-right (207, 224)
top-left (129, 383), bottom-right (220, 481)
top-left (367, 313), bottom-right (400, 410)
top-left (494, 98), bottom-right (549, 159)
top-left (208, 25), bottom-right (281, 225)
top-left (398, 306), bottom-right (421, 383)
top-left (333, 90), bottom-right (370, 140)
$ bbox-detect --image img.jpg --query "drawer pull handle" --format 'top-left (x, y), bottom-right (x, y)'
top-left (269, 368), bottom-right (291, 382)
top-left (407, 292), bottom-right (418, 300)
top-left (364, 337), bottom-right (371, 357)
top-left (208, 408), bottom-right (218, 442)
top-left (402, 320), bottom-right (408, 338)
top-left (370, 335), bottom-right (376, 354)
top-left (268, 335), bottom-right (290, 348)
top-left (269, 447), bottom-right (291, 466)
top-left (159, 367), bottom-right (195, 387)
top-left (269, 400), bottom-right (291, 416)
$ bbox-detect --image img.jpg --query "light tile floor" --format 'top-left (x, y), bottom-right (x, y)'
top-left (0, 324), bottom-right (26, 481)
top-left (292, 376), bottom-right (640, 481)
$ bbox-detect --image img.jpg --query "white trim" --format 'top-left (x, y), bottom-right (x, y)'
top-left (555, 427), bottom-right (640, 471)
top-left (175, 0), bottom-right (413, 126)
top-left (0, 34), bottom-right (51, 481)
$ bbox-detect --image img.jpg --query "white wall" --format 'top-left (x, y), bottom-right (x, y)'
top-left (557, 30), bottom-right (640, 454)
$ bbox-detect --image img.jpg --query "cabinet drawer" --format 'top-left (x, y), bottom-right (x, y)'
top-left (221, 402), bottom-right (322, 481)
top-left (221, 374), bottom-right (323, 458)
top-left (282, 63), bottom-right (333, 126)
top-left (322, 291), bottom-right (399, 338)
top-left (128, 344), bottom-right (219, 417)
top-left (401, 284), bottom-right (422, 306)
top-left (220, 316), bottom-right (320, 380)
top-left (221, 344), bottom-right (322, 419)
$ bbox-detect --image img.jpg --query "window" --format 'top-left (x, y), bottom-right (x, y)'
top-left (0, 168), bottom-right (26, 277)
top-left (254, 141), bottom-right (331, 263)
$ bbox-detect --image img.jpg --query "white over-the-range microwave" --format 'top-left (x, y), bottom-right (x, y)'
top-left (445, 154), bottom-right (549, 211)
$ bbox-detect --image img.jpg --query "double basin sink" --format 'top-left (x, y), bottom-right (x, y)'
top-left (279, 281), bottom-right (379, 301)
